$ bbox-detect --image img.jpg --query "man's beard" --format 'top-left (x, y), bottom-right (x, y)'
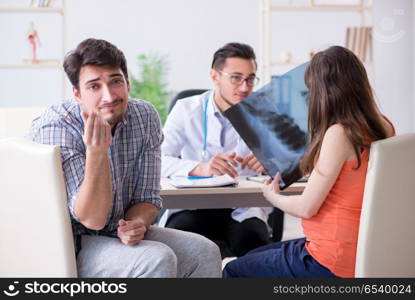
top-left (106, 114), bottom-right (123, 126)
top-left (100, 98), bottom-right (126, 126)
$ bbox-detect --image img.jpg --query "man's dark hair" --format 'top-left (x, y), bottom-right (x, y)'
top-left (63, 38), bottom-right (128, 89)
top-left (211, 42), bottom-right (257, 71)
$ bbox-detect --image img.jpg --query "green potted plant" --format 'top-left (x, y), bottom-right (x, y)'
top-left (129, 53), bottom-right (170, 125)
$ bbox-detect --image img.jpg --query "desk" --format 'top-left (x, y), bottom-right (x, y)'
top-left (160, 177), bottom-right (305, 209)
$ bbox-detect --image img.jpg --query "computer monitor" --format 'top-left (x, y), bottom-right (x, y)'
top-left (224, 62), bottom-right (309, 189)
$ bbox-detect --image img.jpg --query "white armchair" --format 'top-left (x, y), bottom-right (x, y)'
top-left (0, 107), bottom-right (45, 139)
top-left (355, 133), bottom-right (415, 277)
top-left (0, 138), bottom-right (77, 277)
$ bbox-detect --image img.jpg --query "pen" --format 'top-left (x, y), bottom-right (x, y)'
top-left (187, 176), bottom-right (213, 180)
top-left (246, 175), bottom-right (270, 183)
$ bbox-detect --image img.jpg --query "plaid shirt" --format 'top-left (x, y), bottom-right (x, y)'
top-left (28, 99), bottom-right (163, 240)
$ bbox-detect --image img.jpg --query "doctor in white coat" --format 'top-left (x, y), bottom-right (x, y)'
top-left (159, 43), bottom-right (274, 257)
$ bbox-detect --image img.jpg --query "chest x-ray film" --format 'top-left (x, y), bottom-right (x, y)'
top-left (224, 63), bottom-right (309, 189)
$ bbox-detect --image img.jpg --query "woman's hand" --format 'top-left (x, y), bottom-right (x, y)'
top-left (261, 172), bottom-right (281, 206)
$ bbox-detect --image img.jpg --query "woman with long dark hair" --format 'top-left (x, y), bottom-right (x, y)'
top-left (223, 46), bottom-right (395, 278)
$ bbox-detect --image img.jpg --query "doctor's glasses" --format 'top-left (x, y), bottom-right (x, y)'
top-left (218, 71), bottom-right (260, 87)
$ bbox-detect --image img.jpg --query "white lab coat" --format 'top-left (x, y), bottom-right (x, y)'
top-left (158, 90), bottom-right (272, 227)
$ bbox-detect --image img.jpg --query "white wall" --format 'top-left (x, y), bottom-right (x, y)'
top-left (0, 0), bottom-right (260, 107)
top-left (267, 8), bottom-right (370, 76)
top-left (373, 0), bottom-right (414, 133)
top-left (65, 0), bottom-right (261, 94)
top-left (0, 0), bottom-right (414, 132)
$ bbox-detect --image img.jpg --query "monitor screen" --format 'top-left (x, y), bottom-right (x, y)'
top-left (224, 63), bottom-right (309, 189)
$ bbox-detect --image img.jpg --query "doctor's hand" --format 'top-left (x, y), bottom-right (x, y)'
top-left (237, 153), bottom-right (266, 174)
top-left (117, 218), bottom-right (147, 246)
top-left (189, 152), bottom-right (239, 178)
top-left (81, 111), bottom-right (112, 154)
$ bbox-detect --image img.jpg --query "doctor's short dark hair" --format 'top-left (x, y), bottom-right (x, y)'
top-left (63, 38), bottom-right (128, 90)
top-left (211, 42), bottom-right (257, 71)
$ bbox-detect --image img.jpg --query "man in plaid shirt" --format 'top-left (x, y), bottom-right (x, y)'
top-left (29, 38), bottom-right (221, 278)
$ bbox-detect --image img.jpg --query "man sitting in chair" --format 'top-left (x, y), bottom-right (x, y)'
top-left (28, 38), bottom-right (221, 277)
top-left (159, 42), bottom-right (276, 257)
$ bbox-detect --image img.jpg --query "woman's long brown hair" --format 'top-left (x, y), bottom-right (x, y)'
top-left (301, 46), bottom-right (388, 174)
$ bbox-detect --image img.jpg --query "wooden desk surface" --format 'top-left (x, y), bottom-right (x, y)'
top-left (160, 177), bottom-right (305, 209)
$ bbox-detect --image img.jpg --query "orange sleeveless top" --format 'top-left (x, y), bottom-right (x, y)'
top-left (302, 150), bottom-right (369, 277)
top-left (302, 119), bottom-right (395, 277)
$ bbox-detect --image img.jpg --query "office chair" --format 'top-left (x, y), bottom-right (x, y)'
top-left (168, 89), bottom-right (208, 113)
top-left (355, 133), bottom-right (415, 277)
top-left (0, 107), bottom-right (45, 139)
top-left (0, 138), bottom-right (77, 277)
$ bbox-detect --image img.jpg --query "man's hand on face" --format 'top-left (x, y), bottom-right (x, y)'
top-left (117, 219), bottom-right (147, 246)
top-left (81, 111), bottom-right (112, 153)
top-left (237, 152), bottom-right (266, 174)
